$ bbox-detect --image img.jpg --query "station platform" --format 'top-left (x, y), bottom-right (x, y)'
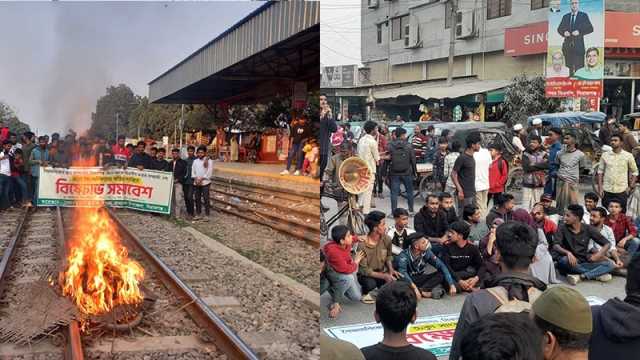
top-left (212, 161), bottom-right (319, 196)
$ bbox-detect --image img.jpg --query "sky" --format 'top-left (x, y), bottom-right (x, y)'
top-left (0, 1), bottom-right (261, 135)
top-left (320, 0), bottom-right (362, 68)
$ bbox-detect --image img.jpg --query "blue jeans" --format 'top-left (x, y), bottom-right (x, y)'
top-left (326, 268), bottom-right (361, 303)
top-left (544, 175), bottom-right (556, 197)
top-left (389, 175), bottom-right (414, 212)
top-left (10, 176), bottom-right (28, 204)
top-left (558, 256), bottom-right (615, 280)
top-left (285, 142), bottom-right (304, 171)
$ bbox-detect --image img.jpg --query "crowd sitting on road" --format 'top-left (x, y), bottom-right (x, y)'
top-left (320, 114), bottom-right (640, 359)
top-left (0, 126), bottom-right (215, 222)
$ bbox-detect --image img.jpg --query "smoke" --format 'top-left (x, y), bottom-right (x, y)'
top-left (39, 5), bottom-right (114, 135)
top-left (0, 2), bottom-right (261, 136)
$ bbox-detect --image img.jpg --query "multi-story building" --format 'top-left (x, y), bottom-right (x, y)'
top-left (326, 0), bottom-right (639, 122)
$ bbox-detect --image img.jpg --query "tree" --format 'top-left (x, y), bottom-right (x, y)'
top-left (88, 84), bottom-right (138, 140)
top-left (503, 75), bottom-right (561, 127)
top-left (0, 101), bottom-right (31, 135)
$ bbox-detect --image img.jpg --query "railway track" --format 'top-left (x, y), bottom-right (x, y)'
top-left (209, 177), bottom-right (320, 245)
top-left (0, 207), bottom-right (259, 360)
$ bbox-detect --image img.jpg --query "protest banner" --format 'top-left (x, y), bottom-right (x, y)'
top-left (545, 0), bottom-right (604, 98)
top-left (37, 167), bottom-right (173, 214)
top-left (324, 314), bottom-right (459, 357)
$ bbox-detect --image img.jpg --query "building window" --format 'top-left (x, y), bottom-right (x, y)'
top-left (392, 15), bottom-right (408, 41)
top-left (530, 0), bottom-right (549, 10)
top-left (445, 2), bottom-right (452, 29)
top-left (487, 0), bottom-right (511, 19)
top-left (377, 23), bottom-right (382, 44)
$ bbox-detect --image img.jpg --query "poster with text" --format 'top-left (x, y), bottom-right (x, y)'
top-left (545, 0), bottom-right (604, 98)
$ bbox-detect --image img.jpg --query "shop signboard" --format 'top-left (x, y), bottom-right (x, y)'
top-left (505, 13), bottom-right (639, 57)
top-left (604, 59), bottom-right (640, 77)
top-left (321, 65), bottom-right (358, 88)
top-left (545, 0), bottom-right (605, 98)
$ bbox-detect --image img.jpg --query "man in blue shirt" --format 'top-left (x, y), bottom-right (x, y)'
top-left (544, 127), bottom-right (563, 197)
top-left (395, 232), bottom-right (456, 300)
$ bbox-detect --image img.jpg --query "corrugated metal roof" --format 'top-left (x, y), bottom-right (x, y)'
top-left (149, 0), bottom-right (320, 103)
top-left (373, 79), bottom-right (512, 100)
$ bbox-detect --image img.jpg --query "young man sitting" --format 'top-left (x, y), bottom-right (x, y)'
top-left (323, 225), bottom-right (364, 318)
top-left (448, 221), bottom-right (545, 360)
top-left (395, 232), bottom-right (456, 300)
top-left (387, 208), bottom-right (415, 254)
top-left (485, 193), bottom-right (515, 227)
top-left (583, 192), bottom-right (600, 224)
top-left (357, 211), bottom-right (401, 304)
top-left (441, 221), bottom-right (483, 293)
top-left (553, 204), bottom-right (615, 285)
top-left (361, 281), bottom-right (437, 360)
top-left (605, 198), bottom-right (640, 262)
top-left (589, 207), bottom-right (624, 271)
top-left (439, 192), bottom-right (458, 224)
top-left (462, 204), bottom-right (489, 246)
top-left (413, 194), bottom-right (449, 255)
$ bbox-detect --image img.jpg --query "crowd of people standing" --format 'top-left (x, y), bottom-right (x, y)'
top-left (0, 122), bottom-right (215, 221)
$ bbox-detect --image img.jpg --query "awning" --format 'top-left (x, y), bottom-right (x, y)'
top-left (373, 79), bottom-right (511, 101)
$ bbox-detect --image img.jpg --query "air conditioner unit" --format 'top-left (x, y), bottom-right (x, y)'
top-left (404, 17), bottom-right (422, 48)
top-left (455, 10), bottom-right (475, 39)
top-left (368, 0), bottom-right (379, 8)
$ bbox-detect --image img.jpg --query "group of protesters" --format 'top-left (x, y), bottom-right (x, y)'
top-left (319, 108), bottom-right (640, 359)
top-left (0, 124), bottom-right (214, 221)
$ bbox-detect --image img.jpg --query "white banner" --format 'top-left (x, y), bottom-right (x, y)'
top-left (37, 167), bottom-right (173, 214)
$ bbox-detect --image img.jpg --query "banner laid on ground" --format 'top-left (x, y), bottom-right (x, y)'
top-left (37, 167), bottom-right (173, 214)
top-left (324, 314), bottom-right (458, 357)
top-left (324, 296), bottom-right (608, 356)
top-left (545, 0), bottom-right (604, 98)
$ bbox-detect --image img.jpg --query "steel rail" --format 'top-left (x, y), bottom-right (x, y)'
top-left (0, 209), bottom-right (29, 302)
top-left (209, 184), bottom-right (318, 218)
top-left (211, 176), bottom-right (320, 200)
top-left (107, 208), bottom-right (259, 360)
top-left (56, 207), bottom-right (85, 360)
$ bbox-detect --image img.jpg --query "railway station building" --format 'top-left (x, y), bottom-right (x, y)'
top-left (148, 0), bottom-right (319, 165)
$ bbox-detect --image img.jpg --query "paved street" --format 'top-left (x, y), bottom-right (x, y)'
top-left (320, 179), bottom-right (627, 359)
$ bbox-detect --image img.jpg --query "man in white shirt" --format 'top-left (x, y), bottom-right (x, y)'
top-left (191, 145), bottom-right (213, 221)
top-left (512, 124), bottom-right (525, 153)
top-left (589, 206), bottom-right (624, 269)
top-left (473, 147), bottom-right (492, 217)
top-left (357, 121), bottom-right (380, 215)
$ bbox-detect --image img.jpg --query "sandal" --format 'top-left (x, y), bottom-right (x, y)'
top-left (328, 303), bottom-right (342, 318)
top-left (361, 293), bottom-right (375, 304)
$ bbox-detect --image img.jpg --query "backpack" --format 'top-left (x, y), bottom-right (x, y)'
top-left (389, 142), bottom-right (411, 174)
top-left (486, 286), bottom-right (543, 313)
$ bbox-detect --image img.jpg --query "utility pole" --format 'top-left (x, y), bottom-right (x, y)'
top-left (446, 0), bottom-right (458, 86)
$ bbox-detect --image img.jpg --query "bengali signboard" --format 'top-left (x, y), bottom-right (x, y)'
top-left (546, 0), bottom-right (605, 98)
top-left (324, 314), bottom-right (458, 357)
top-left (37, 167), bottom-right (173, 214)
top-left (321, 65), bottom-right (358, 88)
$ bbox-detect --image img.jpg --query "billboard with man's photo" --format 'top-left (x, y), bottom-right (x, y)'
top-left (545, 0), bottom-right (604, 98)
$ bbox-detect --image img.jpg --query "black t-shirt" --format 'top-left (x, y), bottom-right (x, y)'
top-left (452, 152), bottom-right (475, 198)
top-left (554, 223), bottom-right (609, 262)
top-left (442, 241), bottom-right (483, 276)
top-left (361, 343), bottom-right (436, 360)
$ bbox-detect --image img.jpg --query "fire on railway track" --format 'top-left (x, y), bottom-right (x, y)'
top-left (60, 206), bottom-right (147, 330)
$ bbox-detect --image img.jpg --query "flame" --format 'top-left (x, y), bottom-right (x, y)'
top-left (60, 158), bottom-right (145, 316)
